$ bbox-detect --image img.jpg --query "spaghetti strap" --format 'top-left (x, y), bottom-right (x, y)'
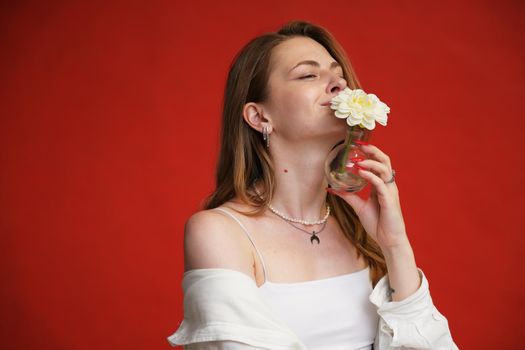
top-left (213, 207), bottom-right (268, 284)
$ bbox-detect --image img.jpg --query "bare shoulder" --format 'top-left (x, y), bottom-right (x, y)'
top-left (183, 206), bottom-right (255, 278)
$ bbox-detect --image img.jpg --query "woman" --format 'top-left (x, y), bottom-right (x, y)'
top-left (167, 20), bottom-right (459, 349)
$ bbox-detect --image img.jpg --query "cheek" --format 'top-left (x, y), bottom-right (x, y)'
top-left (265, 82), bottom-right (324, 138)
top-left (274, 87), bottom-right (316, 118)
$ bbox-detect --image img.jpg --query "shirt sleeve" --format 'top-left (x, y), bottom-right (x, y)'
top-left (369, 268), bottom-right (460, 350)
top-left (166, 268), bottom-right (306, 350)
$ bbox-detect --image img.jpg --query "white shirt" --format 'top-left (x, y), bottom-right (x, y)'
top-left (258, 266), bottom-right (377, 349)
top-left (167, 208), bottom-right (459, 349)
top-left (166, 267), bottom-right (458, 349)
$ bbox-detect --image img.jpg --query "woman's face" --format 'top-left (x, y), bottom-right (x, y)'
top-left (263, 36), bottom-right (348, 145)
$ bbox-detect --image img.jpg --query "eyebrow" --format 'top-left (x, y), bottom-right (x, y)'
top-left (289, 60), bottom-right (342, 73)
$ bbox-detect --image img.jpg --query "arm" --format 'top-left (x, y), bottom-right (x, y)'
top-left (168, 210), bottom-right (298, 349)
top-left (183, 210), bottom-right (255, 275)
top-left (382, 239), bottom-right (421, 302)
top-left (326, 144), bottom-right (422, 301)
top-left (370, 265), bottom-right (459, 350)
top-left (180, 210), bottom-right (257, 350)
top-left (326, 144), bottom-right (458, 348)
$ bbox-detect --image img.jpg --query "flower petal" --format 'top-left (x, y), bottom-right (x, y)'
top-left (347, 113), bottom-right (363, 125)
top-left (361, 117), bottom-right (376, 130)
top-left (334, 110), bottom-right (349, 119)
top-left (330, 87), bottom-right (390, 130)
top-left (346, 118), bottom-right (360, 127)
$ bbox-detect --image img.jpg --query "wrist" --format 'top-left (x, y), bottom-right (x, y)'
top-left (382, 243), bottom-right (421, 301)
top-left (383, 241), bottom-right (417, 272)
top-left (381, 237), bottom-right (413, 260)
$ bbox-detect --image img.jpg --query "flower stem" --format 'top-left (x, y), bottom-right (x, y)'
top-left (338, 125), bottom-right (357, 173)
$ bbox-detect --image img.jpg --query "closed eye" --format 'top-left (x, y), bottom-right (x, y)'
top-left (300, 74), bottom-right (345, 80)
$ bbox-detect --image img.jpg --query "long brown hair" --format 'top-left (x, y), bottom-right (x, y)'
top-left (204, 20), bottom-right (387, 286)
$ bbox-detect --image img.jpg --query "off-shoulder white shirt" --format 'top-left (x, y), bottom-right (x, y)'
top-left (167, 267), bottom-right (459, 349)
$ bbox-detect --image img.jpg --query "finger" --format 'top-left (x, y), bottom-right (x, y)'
top-left (352, 159), bottom-right (391, 183)
top-left (358, 144), bottom-right (392, 169)
top-left (356, 168), bottom-right (396, 207)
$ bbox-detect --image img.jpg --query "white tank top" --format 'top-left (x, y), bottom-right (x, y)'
top-left (214, 207), bottom-right (379, 350)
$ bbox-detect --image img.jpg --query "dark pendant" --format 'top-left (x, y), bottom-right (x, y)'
top-left (310, 232), bottom-right (320, 244)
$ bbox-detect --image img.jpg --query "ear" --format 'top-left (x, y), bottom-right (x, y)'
top-left (243, 102), bottom-right (273, 134)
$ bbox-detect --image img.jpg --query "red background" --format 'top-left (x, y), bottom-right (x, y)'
top-left (1, 1), bottom-right (524, 349)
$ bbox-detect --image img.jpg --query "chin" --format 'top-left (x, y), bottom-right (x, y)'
top-left (312, 117), bottom-right (347, 146)
top-left (329, 122), bottom-right (348, 137)
top-left (326, 124), bottom-right (347, 150)
top-left (319, 129), bottom-right (345, 151)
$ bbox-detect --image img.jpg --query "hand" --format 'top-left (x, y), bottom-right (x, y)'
top-left (326, 143), bottom-right (409, 251)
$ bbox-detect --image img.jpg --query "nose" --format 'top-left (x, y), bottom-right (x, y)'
top-left (327, 73), bottom-right (347, 95)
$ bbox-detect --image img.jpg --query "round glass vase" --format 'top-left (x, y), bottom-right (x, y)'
top-left (324, 126), bottom-right (372, 193)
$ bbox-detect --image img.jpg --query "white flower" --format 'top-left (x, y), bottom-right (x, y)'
top-left (330, 87), bottom-right (390, 130)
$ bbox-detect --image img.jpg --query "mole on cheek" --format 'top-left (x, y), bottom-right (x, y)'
top-left (284, 169), bottom-right (288, 173)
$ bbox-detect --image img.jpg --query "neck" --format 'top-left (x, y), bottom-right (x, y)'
top-left (265, 140), bottom-right (333, 222)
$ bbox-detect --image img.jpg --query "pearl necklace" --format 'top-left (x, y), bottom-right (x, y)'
top-left (267, 203), bottom-right (331, 226)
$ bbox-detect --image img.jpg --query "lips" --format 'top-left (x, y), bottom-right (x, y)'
top-left (321, 101), bottom-right (332, 106)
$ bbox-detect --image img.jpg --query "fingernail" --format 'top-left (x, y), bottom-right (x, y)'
top-left (354, 140), bottom-right (369, 145)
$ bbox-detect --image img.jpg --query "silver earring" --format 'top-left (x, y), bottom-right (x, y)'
top-left (262, 126), bottom-right (270, 148)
